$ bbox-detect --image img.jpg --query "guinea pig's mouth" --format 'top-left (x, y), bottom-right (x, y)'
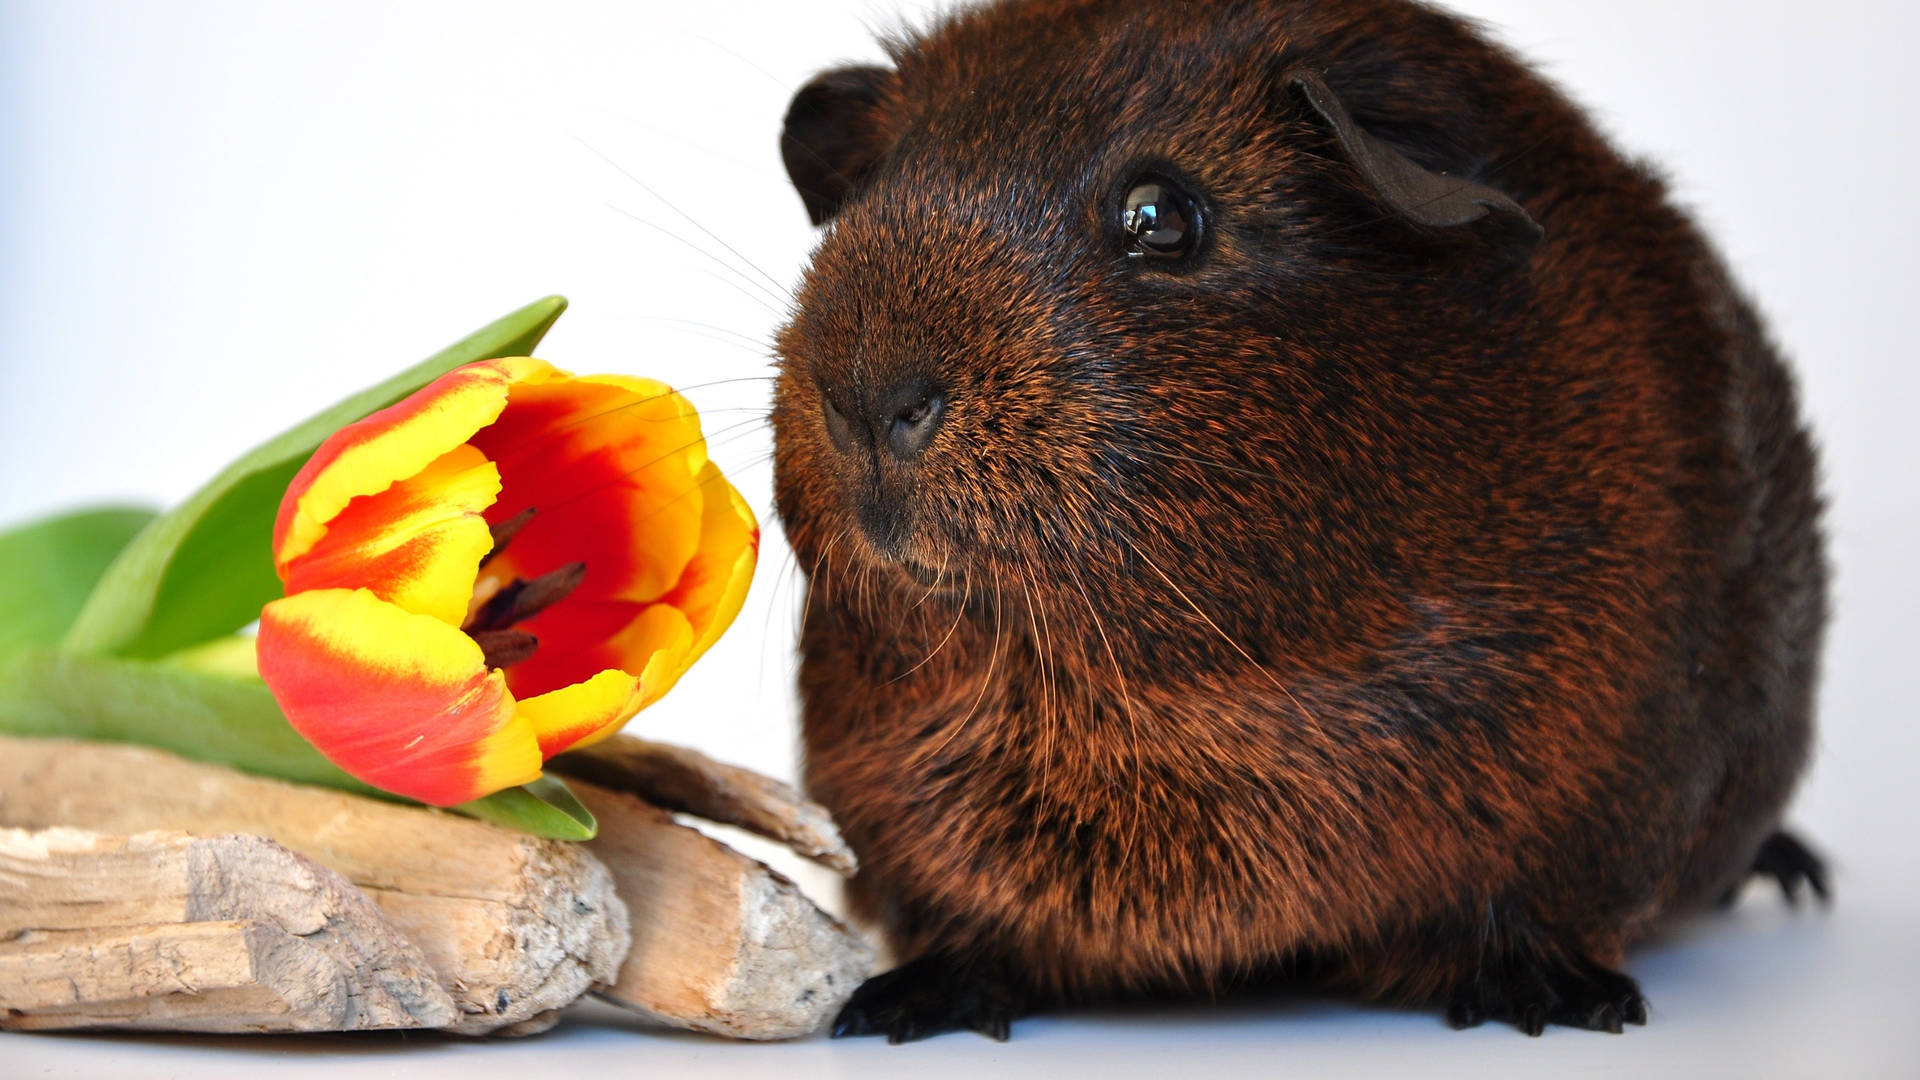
top-left (853, 542), bottom-right (971, 597)
top-left (899, 558), bottom-right (947, 589)
top-left (882, 549), bottom-right (965, 593)
top-left (852, 504), bottom-right (963, 591)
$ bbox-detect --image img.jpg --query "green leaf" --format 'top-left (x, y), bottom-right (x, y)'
top-left (0, 645), bottom-right (597, 841)
top-left (458, 775), bottom-right (598, 841)
top-left (0, 506), bottom-right (158, 657)
top-left (62, 296), bottom-right (569, 659)
top-left (0, 645), bottom-right (375, 792)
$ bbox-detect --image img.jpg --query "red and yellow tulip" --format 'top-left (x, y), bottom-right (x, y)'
top-left (256, 357), bottom-right (757, 806)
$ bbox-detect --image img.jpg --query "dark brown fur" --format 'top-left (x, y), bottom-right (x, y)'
top-left (770, 0), bottom-right (1826, 1039)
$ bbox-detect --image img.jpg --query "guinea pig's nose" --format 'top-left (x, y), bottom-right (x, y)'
top-left (874, 380), bottom-right (946, 461)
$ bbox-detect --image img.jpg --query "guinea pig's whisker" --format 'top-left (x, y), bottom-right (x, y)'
top-left (615, 315), bottom-right (777, 351)
top-left (729, 450), bottom-right (776, 479)
top-left (800, 539), bottom-right (827, 635)
top-left (577, 135), bottom-right (792, 300)
top-left (691, 265), bottom-right (788, 320)
top-left (862, 551), bottom-right (882, 627)
top-left (605, 203), bottom-right (788, 315)
top-left (802, 526), bottom-right (851, 637)
top-left (909, 542), bottom-right (950, 612)
top-left (616, 321), bottom-right (780, 357)
top-left (1013, 555), bottom-right (1062, 832)
top-left (1054, 543), bottom-right (1143, 858)
top-left (755, 542), bottom-right (805, 698)
top-left (891, 572), bottom-right (971, 685)
top-left (660, 406), bottom-right (774, 418)
top-left (605, 195), bottom-right (786, 309)
top-left (906, 565), bottom-right (1004, 772)
top-left (1126, 538), bottom-right (1327, 740)
top-left (684, 32), bottom-right (797, 97)
top-left (578, 121), bottom-right (786, 182)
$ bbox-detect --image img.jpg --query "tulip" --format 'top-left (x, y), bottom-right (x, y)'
top-left (256, 357), bottom-right (757, 806)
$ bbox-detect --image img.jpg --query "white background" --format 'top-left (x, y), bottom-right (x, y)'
top-left (2, 1), bottom-right (1915, 1076)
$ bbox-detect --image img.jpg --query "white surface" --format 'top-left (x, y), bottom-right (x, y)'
top-left (1, 0), bottom-right (1916, 1076)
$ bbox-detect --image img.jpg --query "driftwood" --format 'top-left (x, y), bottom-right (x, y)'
top-left (0, 737), bottom-right (627, 1035)
top-left (0, 736), bottom-right (872, 1039)
top-left (575, 782), bottom-right (872, 1039)
top-left (557, 735), bottom-right (858, 875)
top-left (0, 827), bottom-right (457, 1033)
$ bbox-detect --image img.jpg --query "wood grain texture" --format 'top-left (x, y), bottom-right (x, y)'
top-left (0, 737), bottom-right (629, 1034)
top-left (577, 782), bottom-right (873, 1039)
top-left (0, 827), bottom-right (457, 1032)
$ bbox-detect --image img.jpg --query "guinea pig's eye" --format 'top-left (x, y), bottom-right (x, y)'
top-left (1122, 178), bottom-right (1201, 259)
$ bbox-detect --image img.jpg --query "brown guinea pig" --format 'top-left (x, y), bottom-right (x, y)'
top-left (769, 0), bottom-right (1828, 1041)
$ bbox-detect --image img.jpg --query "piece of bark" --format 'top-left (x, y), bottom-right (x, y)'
top-left (0, 827), bottom-right (457, 1033)
top-left (0, 737), bottom-right (628, 1035)
top-left (556, 734), bottom-right (857, 875)
top-left (576, 782), bottom-right (874, 1040)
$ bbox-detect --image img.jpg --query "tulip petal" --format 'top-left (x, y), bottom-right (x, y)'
top-left (658, 461), bottom-right (760, 667)
top-left (274, 357), bottom-right (558, 568)
top-left (470, 374), bottom-right (706, 611)
top-left (515, 668), bottom-right (641, 758)
top-left (279, 444), bottom-right (500, 626)
top-left (257, 587), bottom-right (541, 805)
top-left (495, 459), bottom-right (756, 709)
top-left (617, 461), bottom-right (759, 710)
top-left (629, 603), bottom-right (699, 713)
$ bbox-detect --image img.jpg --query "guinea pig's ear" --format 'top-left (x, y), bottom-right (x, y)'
top-left (1282, 68), bottom-right (1543, 247)
top-left (781, 65), bottom-right (895, 227)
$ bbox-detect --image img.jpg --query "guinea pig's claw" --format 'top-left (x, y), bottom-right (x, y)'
top-left (1518, 1004), bottom-right (1547, 1038)
top-left (1752, 830), bottom-right (1832, 907)
top-left (831, 951), bottom-right (1026, 1044)
top-left (1444, 996), bottom-right (1486, 1030)
top-left (1717, 830), bottom-right (1832, 909)
top-left (1444, 950), bottom-right (1647, 1036)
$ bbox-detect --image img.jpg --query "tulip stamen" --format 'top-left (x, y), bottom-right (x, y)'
top-left (464, 560), bottom-right (589, 637)
top-left (480, 507), bottom-right (538, 569)
top-left (470, 629), bottom-right (540, 670)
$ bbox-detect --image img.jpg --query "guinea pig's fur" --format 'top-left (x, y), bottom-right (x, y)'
top-left (770, 0), bottom-right (1828, 1040)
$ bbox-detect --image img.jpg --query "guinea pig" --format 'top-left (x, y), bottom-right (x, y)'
top-left (769, 0), bottom-right (1828, 1041)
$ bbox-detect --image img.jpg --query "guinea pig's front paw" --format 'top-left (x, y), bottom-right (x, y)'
top-left (1445, 951), bottom-right (1647, 1036)
top-left (831, 951), bottom-right (1027, 1044)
